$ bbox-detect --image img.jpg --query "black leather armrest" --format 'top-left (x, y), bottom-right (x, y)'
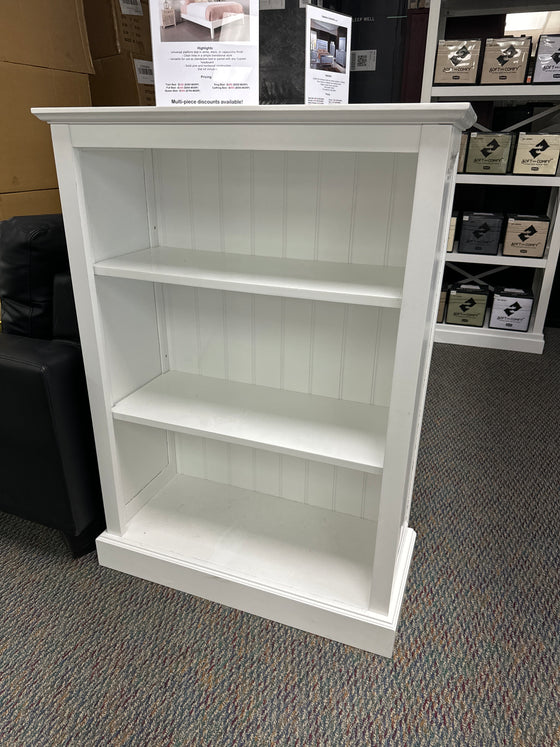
top-left (0, 334), bottom-right (102, 535)
top-left (53, 273), bottom-right (80, 343)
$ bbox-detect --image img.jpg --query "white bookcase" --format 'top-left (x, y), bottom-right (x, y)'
top-left (34, 104), bottom-right (474, 656)
top-left (422, 0), bottom-right (560, 354)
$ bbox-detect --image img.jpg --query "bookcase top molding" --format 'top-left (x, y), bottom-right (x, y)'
top-left (32, 103), bottom-right (476, 130)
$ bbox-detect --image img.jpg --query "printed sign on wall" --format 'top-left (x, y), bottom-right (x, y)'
top-left (149, 0), bottom-right (259, 105)
top-left (305, 5), bottom-right (352, 105)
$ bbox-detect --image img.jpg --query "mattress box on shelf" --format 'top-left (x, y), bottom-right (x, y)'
top-left (489, 288), bottom-right (534, 332)
top-left (502, 215), bottom-right (549, 258)
top-left (433, 39), bottom-right (482, 85)
top-left (457, 212), bottom-right (503, 256)
top-left (533, 34), bottom-right (560, 83)
top-left (513, 133), bottom-right (560, 175)
top-left (480, 37), bottom-right (531, 85)
top-left (437, 289), bottom-right (448, 323)
top-left (446, 283), bottom-right (490, 328)
top-left (464, 132), bottom-right (515, 175)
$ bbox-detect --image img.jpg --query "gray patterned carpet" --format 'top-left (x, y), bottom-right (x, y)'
top-left (1, 332), bottom-right (559, 746)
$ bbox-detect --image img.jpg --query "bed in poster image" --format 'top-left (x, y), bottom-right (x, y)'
top-left (160, 0), bottom-right (250, 42)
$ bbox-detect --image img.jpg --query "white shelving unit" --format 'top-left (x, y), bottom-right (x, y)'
top-left (422, 0), bottom-right (560, 354)
top-left (34, 104), bottom-right (474, 656)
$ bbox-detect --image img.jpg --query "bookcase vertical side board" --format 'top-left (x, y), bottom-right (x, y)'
top-left (369, 123), bottom-right (461, 615)
top-left (37, 105), bottom-right (474, 656)
top-left (49, 124), bottom-right (132, 534)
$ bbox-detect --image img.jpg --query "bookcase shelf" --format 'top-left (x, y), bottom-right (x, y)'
top-left (431, 84), bottom-right (560, 101)
top-left (112, 371), bottom-right (389, 474)
top-left (94, 246), bottom-right (406, 307)
top-left (35, 103), bottom-right (473, 656)
top-left (445, 250), bottom-right (548, 268)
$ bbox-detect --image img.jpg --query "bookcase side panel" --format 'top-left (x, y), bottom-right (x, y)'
top-left (96, 277), bottom-right (164, 404)
top-left (370, 124), bottom-right (460, 615)
top-left (79, 149), bottom-right (152, 262)
top-left (114, 421), bottom-right (172, 508)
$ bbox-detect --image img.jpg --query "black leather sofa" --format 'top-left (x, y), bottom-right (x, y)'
top-left (0, 214), bottom-right (105, 556)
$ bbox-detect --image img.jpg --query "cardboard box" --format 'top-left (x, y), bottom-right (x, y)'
top-left (90, 54), bottom-right (155, 106)
top-left (458, 212), bottom-right (503, 255)
top-left (0, 190), bottom-right (61, 221)
top-left (489, 287), bottom-right (534, 332)
top-left (84, 0), bottom-right (152, 59)
top-left (502, 215), bottom-right (549, 258)
top-left (447, 213), bottom-right (458, 252)
top-left (465, 132), bottom-right (514, 174)
top-left (0, 0), bottom-right (93, 74)
top-left (437, 289), bottom-right (447, 323)
top-left (446, 283), bottom-right (489, 327)
top-left (513, 133), bottom-right (560, 175)
top-left (480, 37), bottom-right (531, 85)
top-left (457, 132), bottom-right (468, 172)
top-left (433, 40), bottom-right (482, 85)
top-left (533, 34), bottom-right (560, 83)
top-left (0, 63), bottom-right (91, 193)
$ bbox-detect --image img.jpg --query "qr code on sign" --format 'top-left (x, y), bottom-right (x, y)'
top-left (350, 50), bottom-right (377, 72)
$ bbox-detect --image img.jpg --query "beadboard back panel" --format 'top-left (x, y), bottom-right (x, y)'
top-left (164, 286), bottom-right (399, 407)
top-left (113, 421), bottom-right (380, 520)
top-left (175, 434), bottom-right (381, 520)
top-left (155, 150), bottom-right (417, 267)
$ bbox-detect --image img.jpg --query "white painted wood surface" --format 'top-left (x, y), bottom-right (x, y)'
top-left (38, 104), bottom-right (473, 656)
top-left (432, 85), bottom-right (560, 101)
top-left (112, 371), bottom-right (389, 473)
top-left (456, 174), bottom-right (560, 187)
top-left (94, 246), bottom-right (405, 307)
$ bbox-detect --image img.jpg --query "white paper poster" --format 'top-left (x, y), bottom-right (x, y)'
top-left (150, 0), bottom-right (259, 106)
top-left (305, 5), bottom-right (351, 105)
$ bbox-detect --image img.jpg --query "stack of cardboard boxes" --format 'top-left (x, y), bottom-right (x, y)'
top-left (0, 0), bottom-right (93, 219)
top-left (84, 0), bottom-right (155, 107)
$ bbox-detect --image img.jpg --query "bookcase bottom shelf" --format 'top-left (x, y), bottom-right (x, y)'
top-left (96, 474), bottom-right (416, 655)
top-left (435, 323), bottom-right (544, 354)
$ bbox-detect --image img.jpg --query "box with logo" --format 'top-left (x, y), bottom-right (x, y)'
top-left (457, 212), bottom-right (503, 255)
top-left (433, 40), bottom-right (482, 85)
top-left (489, 288), bottom-right (534, 332)
top-left (533, 34), bottom-right (560, 83)
top-left (447, 212), bottom-right (458, 252)
top-left (480, 37), bottom-right (531, 85)
top-left (502, 214), bottom-right (549, 258)
top-left (437, 289), bottom-right (448, 323)
top-left (465, 132), bottom-right (514, 174)
top-left (446, 283), bottom-right (489, 327)
top-left (513, 133), bottom-right (560, 175)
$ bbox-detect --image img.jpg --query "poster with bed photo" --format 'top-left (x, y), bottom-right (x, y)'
top-left (149, 0), bottom-right (258, 105)
top-left (305, 4), bottom-right (351, 105)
